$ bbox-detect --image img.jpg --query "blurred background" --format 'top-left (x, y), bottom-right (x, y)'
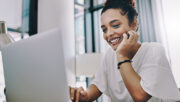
top-left (0, 0), bottom-right (180, 102)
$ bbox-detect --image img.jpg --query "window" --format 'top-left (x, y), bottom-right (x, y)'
top-left (0, 0), bottom-right (38, 41)
top-left (85, 0), bottom-right (105, 53)
top-left (74, 0), bottom-right (108, 102)
top-left (75, 0), bottom-right (107, 55)
top-left (75, 3), bottom-right (86, 55)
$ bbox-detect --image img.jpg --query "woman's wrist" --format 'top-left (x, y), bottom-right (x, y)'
top-left (117, 60), bottom-right (132, 69)
top-left (117, 55), bottom-right (130, 62)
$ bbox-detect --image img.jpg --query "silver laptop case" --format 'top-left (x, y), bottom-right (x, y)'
top-left (2, 28), bottom-right (69, 102)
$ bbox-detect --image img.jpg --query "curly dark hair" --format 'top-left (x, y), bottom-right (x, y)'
top-left (102, 0), bottom-right (138, 26)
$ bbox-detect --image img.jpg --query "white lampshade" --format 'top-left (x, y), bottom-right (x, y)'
top-left (0, 21), bottom-right (14, 50)
top-left (76, 53), bottom-right (103, 77)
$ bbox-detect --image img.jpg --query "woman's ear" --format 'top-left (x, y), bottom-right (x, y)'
top-left (130, 18), bottom-right (138, 31)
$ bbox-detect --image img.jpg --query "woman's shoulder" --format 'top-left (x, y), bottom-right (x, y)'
top-left (142, 42), bottom-right (163, 48)
top-left (142, 42), bottom-right (165, 53)
top-left (139, 42), bottom-right (170, 67)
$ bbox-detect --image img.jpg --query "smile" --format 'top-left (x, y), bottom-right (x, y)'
top-left (108, 36), bottom-right (122, 45)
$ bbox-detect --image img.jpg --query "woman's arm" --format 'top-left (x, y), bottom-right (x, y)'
top-left (116, 31), bottom-right (151, 102)
top-left (87, 84), bottom-right (102, 101)
top-left (117, 58), bottom-right (151, 102)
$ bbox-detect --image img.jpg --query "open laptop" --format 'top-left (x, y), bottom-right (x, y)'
top-left (1, 28), bottom-right (69, 102)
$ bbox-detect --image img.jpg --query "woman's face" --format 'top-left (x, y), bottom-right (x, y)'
top-left (101, 9), bottom-right (137, 50)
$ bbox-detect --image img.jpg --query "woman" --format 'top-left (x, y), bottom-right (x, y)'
top-left (70, 0), bottom-right (180, 102)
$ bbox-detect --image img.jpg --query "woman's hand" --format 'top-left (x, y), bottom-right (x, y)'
top-left (69, 86), bottom-right (88, 102)
top-left (116, 30), bottom-right (139, 61)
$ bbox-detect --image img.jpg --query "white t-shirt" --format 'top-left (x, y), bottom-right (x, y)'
top-left (91, 42), bottom-right (180, 102)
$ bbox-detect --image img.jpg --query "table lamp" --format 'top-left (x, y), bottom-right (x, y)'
top-left (0, 21), bottom-right (14, 50)
top-left (0, 21), bottom-right (14, 102)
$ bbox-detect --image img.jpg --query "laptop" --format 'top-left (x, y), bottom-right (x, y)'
top-left (1, 28), bottom-right (69, 102)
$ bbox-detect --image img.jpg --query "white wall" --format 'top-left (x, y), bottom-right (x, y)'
top-left (162, 0), bottom-right (180, 88)
top-left (38, 0), bottom-right (76, 86)
top-left (0, 0), bottom-right (22, 28)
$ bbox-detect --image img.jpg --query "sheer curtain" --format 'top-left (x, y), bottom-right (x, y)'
top-left (151, 0), bottom-right (170, 58)
top-left (136, 0), bottom-right (156, 42)
top-left (162, 0), bottom-right (180, 88)
top-left (136, 0), bottom-right (170, 59)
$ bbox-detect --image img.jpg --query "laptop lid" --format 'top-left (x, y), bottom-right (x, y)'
top-left (1, 28), bottom-right (69, 102)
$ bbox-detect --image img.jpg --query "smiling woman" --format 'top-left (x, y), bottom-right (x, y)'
top-left (101, 9), bottom-right (138, 51)
top-left (70, 0), bottom-right (180, 102)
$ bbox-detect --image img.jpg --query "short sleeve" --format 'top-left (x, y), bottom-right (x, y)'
top-left (91, 58), bottom-right (108, 94)
top-left (90, 51), bottom-right (110, 95)
top-left (139, 44), bottom-right (180, 101)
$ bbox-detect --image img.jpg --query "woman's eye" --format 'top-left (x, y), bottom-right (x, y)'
top-left (112, 24), bottom-right (120, 28)
top-left (102, 28), bottom-right (107, 33)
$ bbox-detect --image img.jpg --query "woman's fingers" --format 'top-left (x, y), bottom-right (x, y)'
top-left (127, 30), bottom-right (139, 43)
top-left (69, 86), bottom-right (86, 102)
top-left (127, 31), bottom-right (135, 41)
top-left (69, 86), bottom-right (76, 101)
top-left (79, 87), bottom-right (88, 97)
top-left (134, 32), bottom-right (139, 42)
top-left (75, 88), bottom-right (80, 102)
top-left (131, 31), bottom-right (139, 43)
top-left (75, 87), bottom-right (85, 102)
top-left (116, 30), bottom-right (139, 59)
top-left (79, 87), bottom-right (84, 94)
top-left (123, 33), bottom-right (128, 41)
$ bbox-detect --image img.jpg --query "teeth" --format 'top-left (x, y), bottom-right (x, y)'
top-left (110, 37), bottom-right (120, 43)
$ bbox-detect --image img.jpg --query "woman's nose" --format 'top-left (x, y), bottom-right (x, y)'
top-left (107, 28), bottom-right (114, 36)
